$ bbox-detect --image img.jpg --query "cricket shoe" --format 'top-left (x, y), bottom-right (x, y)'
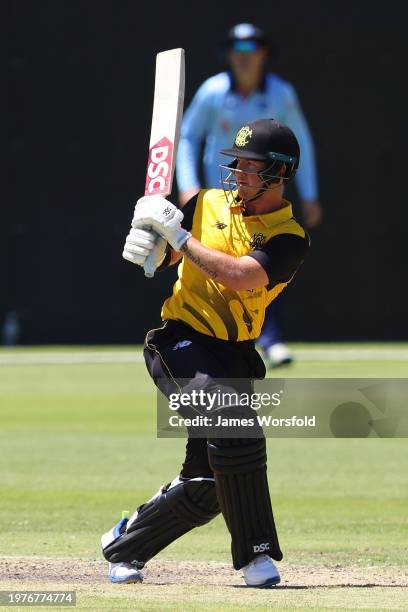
top-left (102, 513), bottom-right (143, 584)
top-left (108, 562), bottom-right (143, 584)
top-left (242, 554), bottom-right (280, 588)
top-left (265, 343), bottom-right (293, 368)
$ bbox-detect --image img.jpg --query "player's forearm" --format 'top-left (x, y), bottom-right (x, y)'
top-left (285, 92), bottom-right (318, 201)
top-left (130, 197), bottom-right (266, 286)
top-left (179, 188), bottom-right (200, 207)
top-left (176, 137), bottom-right (202, 193)
top-left (295, 156), bottom-right (318, 201)
top-left (180, 237), bottom-right (262, 290)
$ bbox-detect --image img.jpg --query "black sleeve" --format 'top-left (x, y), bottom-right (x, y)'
top-left (180, 193), bottom-right (199, 232)
top-left (247, 233), bottom-right (310, 287)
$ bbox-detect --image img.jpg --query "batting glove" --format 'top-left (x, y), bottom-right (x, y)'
top-left (132, 196), bottom-right (191, 252)
top-left (122, 227), bottom-right (167, 268)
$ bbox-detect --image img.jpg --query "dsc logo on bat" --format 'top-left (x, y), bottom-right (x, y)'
top-left (145, 137), bottom-right (174, 195)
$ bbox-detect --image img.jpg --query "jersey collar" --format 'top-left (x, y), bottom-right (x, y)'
top-left (228, 71), bottom-right (267, 94)
top-left (242, 199), bottom-right (294, 228)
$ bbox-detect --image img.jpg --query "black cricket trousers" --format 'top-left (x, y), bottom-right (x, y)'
top-left (143, 319), bottom-right (266, 478)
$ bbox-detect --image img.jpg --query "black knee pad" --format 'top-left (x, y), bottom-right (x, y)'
top-left (102, 477), bottom-right (220, 567)
top-left (208, 438), bottom-right (282, 570)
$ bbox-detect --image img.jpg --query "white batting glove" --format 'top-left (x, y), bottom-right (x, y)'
top-left (132, 196), bottom-right (191, 252)
top-left (143, 233), bottom-right (168, 277)
top-left (122, 227), bottom-right (166, 268)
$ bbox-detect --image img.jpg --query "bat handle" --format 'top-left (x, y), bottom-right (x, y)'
top-left (144, 252), bottom-right (156, 278)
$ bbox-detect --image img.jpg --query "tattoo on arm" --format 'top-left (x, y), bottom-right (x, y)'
top-left (180, 243), bottom-right (218, 279)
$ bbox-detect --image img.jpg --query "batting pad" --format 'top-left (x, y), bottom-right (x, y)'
top-left (208, 437), bottom-right (283, 569)
top-left (102, 477), bottom-right (219, 566)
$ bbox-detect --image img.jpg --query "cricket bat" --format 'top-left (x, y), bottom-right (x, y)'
top-left (143, 48), bottom-right (185, 278)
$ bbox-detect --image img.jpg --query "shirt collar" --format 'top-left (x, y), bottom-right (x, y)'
top-left (227, 71), bottom-right (267, 94)
top-left (242, 199), bottom-right (294, 228)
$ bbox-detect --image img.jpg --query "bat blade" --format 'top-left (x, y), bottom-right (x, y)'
top-left (144, 48), bottom-right (185, 198)
top-left (143, 48), bottom-right (185, 278)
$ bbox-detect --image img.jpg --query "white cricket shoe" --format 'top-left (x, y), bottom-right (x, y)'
top-left (108, 562), bottom-right (143, 584)
top-left (266, 343), bottom-right (293, 368)
top-left (242, 554), bottom-right (280, 587)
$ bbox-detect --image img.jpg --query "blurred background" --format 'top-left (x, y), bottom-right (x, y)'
top-left (3, 0), bottom-right (406, 344)
top-left (2, 8), bottom-right (407, 606)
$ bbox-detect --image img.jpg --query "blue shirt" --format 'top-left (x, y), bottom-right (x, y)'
top-left (177, 72), bottom-right (318, 201)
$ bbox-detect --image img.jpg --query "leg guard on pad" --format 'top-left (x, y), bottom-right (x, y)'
top-left (208, 438), bottom-right (282, 570)
top-left (102, 477), bottom-right (219, 567)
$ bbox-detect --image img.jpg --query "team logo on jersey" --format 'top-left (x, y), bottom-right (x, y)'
top-left (213, 221), bottom-right (227, 230)
top-left (235, 126), bottom-right (252, 147)
top-left (250, 233), bottom-right (266, 249)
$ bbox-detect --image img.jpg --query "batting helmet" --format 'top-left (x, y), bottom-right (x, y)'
top-left (221, 118), bottom-right (300, 182)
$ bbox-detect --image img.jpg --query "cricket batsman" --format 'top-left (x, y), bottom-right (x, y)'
top-left (101, 118), bottom-right (310, 587)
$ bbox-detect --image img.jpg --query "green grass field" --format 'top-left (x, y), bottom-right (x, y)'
top-left (0, 344), bottom-right (407, 611)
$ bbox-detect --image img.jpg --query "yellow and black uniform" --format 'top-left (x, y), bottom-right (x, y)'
top-left (145, 187), bottom-right (309, 472)
top-left (161, 188), bottom-right (309, 341)
top-left (142, 188), bottom-right (309, 569)
top-left (106, 120), bottom-right (309, 578)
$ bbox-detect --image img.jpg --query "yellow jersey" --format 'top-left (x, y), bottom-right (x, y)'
top-left (161, 189), bottom-right (309, 341)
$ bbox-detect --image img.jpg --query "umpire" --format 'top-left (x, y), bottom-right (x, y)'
top-left (102, 118), bottom-right (309, 587)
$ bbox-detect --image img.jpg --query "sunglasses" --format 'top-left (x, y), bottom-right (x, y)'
top-left (231, 40), bottom-right (260, 53)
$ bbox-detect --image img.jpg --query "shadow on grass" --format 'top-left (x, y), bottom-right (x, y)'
top-left (230, 583), bottom-right (408, 589)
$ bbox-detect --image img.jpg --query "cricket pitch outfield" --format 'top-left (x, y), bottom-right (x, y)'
top-left (0, 344), bottom-right (407, 610)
